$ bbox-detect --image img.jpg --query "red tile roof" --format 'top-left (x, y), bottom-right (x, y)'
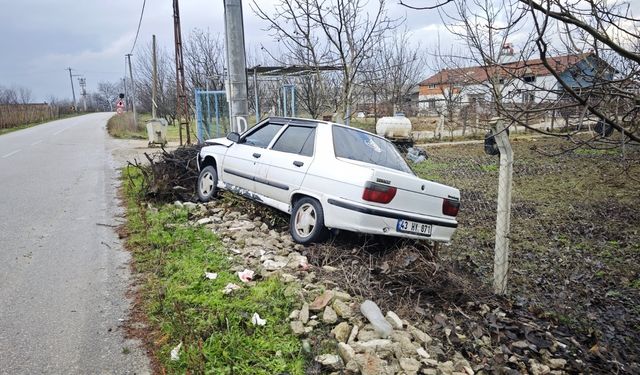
top-left (419, 53), bottom-right (592, 86)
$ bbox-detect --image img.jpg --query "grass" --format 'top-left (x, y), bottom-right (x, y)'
top-left (107, 113), bottom-right (197, 142)
top-left (413, 138), bottom-right (640, 354)
top-left (0, 113), bottom-right (82, 136)
top-left (122, 167), bottom-right (304, 374)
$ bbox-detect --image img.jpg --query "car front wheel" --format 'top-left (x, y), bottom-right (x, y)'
top-left (290, 197), bottom-right (328, 244)
top-left (197, 165), bottom-right (218, 202)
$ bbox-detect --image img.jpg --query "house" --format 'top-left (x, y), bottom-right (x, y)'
top-left (417, 52), bottom-right (614, 113)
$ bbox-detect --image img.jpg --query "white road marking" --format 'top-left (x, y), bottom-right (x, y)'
top-left (2, 149), bottom-right (22, 158)
top-left (53, 128), bottom-right (67, 135)
top-left (30, 140), bottom-right (43, 146)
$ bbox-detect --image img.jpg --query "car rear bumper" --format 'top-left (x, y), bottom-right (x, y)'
top-left (323, 197), bottom-right (458, 242)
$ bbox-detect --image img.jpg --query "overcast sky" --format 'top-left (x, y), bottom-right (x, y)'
top-left (0, 0), bottom-right (453, 102)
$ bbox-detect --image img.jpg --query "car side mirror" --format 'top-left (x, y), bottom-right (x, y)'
top-left (226, 132), bottom-right (240, 143)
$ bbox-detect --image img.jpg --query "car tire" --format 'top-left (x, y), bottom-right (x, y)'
top-left (290, 197), bottom-right (328, 245)
top-left (197, 165), bottom-right (218, 202)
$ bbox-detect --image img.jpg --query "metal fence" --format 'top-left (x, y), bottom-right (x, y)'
top-left (194, 90), bottom-right (230, 142)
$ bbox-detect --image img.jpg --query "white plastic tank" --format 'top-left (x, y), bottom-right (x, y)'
top-left (375, 115), bottom-right (412, 138)
top-left (146, 118), bottom-right (168, 145)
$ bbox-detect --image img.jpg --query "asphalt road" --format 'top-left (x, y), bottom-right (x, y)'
top-left (0, 114), bottom-right (150, 374)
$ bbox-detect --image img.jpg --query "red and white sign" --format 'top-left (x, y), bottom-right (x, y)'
top-left (116, 100), bottom-right (124, 108)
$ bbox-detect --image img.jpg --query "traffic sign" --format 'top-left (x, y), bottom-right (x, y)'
top-left (117, 107), bottom-right (124, 114)
top-left (116, 100), bottom-right (124, 108)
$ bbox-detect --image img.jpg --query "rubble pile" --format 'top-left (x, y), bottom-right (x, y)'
top-left (172, 197), bottom-right (602, 374)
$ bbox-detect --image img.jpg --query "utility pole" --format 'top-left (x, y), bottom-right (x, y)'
top-left (224, 0), bottom-right (249, 133)
top-left (78, 77), bottom-right (87, 112)
top-left (122, 77), bottom-right (128, 111)
top-left (67, 67), bottom-right (77, 111)
top-left (173, 0), bottom-right (190, 144)
top-left (125, 54), bottom-right (137, 126)
top-left (151, 34), bottom-right (158, 119)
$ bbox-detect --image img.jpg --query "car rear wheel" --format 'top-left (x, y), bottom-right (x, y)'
top-left (197, 166), bottom-right (218, 202)
top-left (290, 197), bottom-right (328, 244)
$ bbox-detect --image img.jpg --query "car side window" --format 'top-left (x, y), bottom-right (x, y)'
top-left (272, 126), bottom-right (316, 156)
top-left (243, 123), bottom-right (283, 148)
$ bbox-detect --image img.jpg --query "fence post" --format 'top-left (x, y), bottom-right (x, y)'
top-left (492, 118), bottom-right (513, 295)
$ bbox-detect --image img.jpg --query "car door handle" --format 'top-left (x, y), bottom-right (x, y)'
top-left (293, 161), bottom-right (304, 167)
top-left (252, 153), bottom-right (261, 158)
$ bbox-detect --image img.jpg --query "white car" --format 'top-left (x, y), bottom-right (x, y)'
top-left (196, 117), bottom-right (460, 245)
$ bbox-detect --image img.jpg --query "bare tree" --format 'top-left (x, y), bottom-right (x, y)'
top-left (402, 0), bottom-right (640, 145)
top-left (253, 0), bottom-right (398, 125)
top-left (135, 42), bottom-right (178, 123)
top-left (184, 28), bottom-right (226, 92)
top-left (95, 81), bottom-right (120, 111)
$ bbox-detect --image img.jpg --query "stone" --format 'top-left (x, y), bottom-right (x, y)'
top-left (308, 319), bottom-right (320, 327)
top-left (338, 342), bottom-right (356, 363)
top-left (262, 259), bottom-right (286, 271)
top-left (357, 326), bottom-right (382, 341)
top-left (345, 359), bottom-right (360, 372)
top-left (512, 340), bottom-right (530, 349)
top-left (347, 325), bottom-right (359, 343)
top-left (333, 291), bottom-right (352, 301)
top-left (315, 354), bottom-right (343, 370)
top-left (548, 358), bottom-right (566, 369)
top-left (529, 359), bottom-right (551, 375)
top-left (416, 347), bottom-right (429, 359)
top-left (290, 320), bottom-right (305, 335)
top-left (385, 311), bottom-right (403, 330)
top-left (197, 217), bottom-right (213, 225)
top-left (301, 339), bottom-right (312, 353)
top-left (408, 325), bottom-right (433, 345)
top-left (399, 358), bottom-right (421, 374)
top-left (333, 299), bottom-right (353, 319)
top-left (355, 353), bottom-right (384, 375)
top-left (437, 361), bottom-right (455, 375)
top-left (173, 201), bottom-right (183, 208)
top-left (422, 369), bottom-right (437, 375)
top-left (280, 273), bottom-right (297, 283)
top-left (260, 223), bottom-right (269, 232)
top-left (332, 322), bottom-right (351, 343)
top-left (323, 305), bottom-right (338, 324)
top-left (352, 339), bottom-right (393, 353)
top-left (309, 290), bottom-right (334, 311)
top-left (322, 265), bottom-right (339, 272)
top-left (299, 302), bottom-right (310, 324)
top-left (289, 310), bottom-right (300, 320)
top-left (391, 331), bottom-right (417, 356)
top-left (183, 202), bottom-right (197, 210)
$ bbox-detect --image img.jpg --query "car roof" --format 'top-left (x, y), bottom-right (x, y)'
top-left (266, 116), bottom-right (380, 138)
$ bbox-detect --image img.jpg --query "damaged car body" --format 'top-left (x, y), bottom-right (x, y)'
top-left (197, 117), bottom-right (460, 245)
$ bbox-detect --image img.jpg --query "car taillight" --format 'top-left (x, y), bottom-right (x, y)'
top-left (443, 198), bottom-right (460, 216)
top-left (362, 182), bottom-right (397, 204)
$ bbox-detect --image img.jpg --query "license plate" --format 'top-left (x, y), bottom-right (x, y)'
top-left (396, 219), bottom-right (432, 237)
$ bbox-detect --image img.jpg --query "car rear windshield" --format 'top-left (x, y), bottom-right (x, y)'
top-left (332, 125), bottom-right (413, 174)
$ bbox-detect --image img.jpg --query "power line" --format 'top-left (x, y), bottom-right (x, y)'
top-left (130, 0), bottom-right (147, 54)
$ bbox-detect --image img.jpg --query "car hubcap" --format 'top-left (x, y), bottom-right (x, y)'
top-left (295, 203), bottom-right (316, 238)
top-left (200, 172), bottom-right (214, 196)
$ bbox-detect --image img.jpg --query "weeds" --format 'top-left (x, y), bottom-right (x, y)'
top-left (122, 167), bottom-right (304, 374)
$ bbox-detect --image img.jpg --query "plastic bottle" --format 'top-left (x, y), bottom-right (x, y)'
top-left (360, 300), bottom-right (393, 338)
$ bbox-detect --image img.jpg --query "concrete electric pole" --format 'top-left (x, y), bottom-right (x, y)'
top-left (125, 54), bottom-right (138, 126)
top-left (78, 77), bottom-right (87, 112)
top-left (152, 34), bottom-right (158, 119)
top-left (67, 67), bottom-right (77, 111)
top-left (224, 0), bottom-right (249, 133)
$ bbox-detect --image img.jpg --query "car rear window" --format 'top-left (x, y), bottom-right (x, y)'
top-left (332, 125), bottom-right (412, 174)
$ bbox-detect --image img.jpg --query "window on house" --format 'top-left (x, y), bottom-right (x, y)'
top-left (498, 78), bottom-right (505, 84)
top-left (427, 84), bottom-right (436, 89)
top-left (523, 75), bottom-right (536, 83)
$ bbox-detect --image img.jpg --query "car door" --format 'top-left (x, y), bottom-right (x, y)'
top-left (221, 121), bottom-right (284, 192)
top-left (255, 123), bottom-right (316, 204)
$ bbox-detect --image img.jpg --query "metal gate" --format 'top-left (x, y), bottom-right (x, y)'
top-left (195, 89), bottom-right (230, 142)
